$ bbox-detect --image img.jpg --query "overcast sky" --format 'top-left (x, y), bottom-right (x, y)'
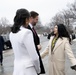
top-left (0, 0), bottom-right (75, 25)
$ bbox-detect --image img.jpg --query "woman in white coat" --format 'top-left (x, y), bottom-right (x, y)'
top-left (9, 9), bottom-right (40, 75)
top-left (41, 24), bottom-right (76, 75)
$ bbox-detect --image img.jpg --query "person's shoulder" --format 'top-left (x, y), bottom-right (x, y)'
top-left (23, 28), bottom-right (31, 33)
top-left (49, 36), bottom-right (54, 41)
top-left (21, 28), bottom-right (32, 36)
top-left (62, 37), bottom-right (68, 40)
top-left (0, 36), bottom-right (3, 39)
top-left (50, 36), bottom-right (54, 39)
top-left (62, 37), bottom-right (69, 42)
top-left (26, 28), bottom-right (32, 34)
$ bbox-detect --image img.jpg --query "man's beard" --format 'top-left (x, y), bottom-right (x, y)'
top-left (33, 23), bottom-right (36, 26)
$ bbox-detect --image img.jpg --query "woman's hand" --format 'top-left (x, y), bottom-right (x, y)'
top-left (37, 45), bottom-right (42, 51)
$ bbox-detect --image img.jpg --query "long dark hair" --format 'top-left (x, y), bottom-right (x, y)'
top-left (56, 24), bottom-right (71, 43)
top-left (11, 8), bottom-right (30, 33)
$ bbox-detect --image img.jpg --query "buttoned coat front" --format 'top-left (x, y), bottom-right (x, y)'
top-left (41, 36), bottom-right (76, 75)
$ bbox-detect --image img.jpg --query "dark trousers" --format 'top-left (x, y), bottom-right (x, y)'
top-left (0, 51), bottom-right (3, 63)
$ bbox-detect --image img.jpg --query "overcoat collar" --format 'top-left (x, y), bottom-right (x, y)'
top-left (50, 36), bottom-right (63, 52)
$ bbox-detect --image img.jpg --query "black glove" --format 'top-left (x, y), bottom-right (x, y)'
top-left (71, 65), bottom-right (76, 71)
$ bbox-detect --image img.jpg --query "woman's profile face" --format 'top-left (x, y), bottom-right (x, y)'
top-left (54, 25), bottom-right (58, 35)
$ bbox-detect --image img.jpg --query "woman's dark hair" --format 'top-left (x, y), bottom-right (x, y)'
top-left (56, 24), bottom-right (71, 43)
top-left (11, 8), bottom-right (30, 33)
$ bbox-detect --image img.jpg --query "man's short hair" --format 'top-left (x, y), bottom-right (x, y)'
top-left (30, 11), bottom-right (39, 18)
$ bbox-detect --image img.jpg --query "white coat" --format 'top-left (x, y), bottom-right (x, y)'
top-left (9, 26), bottom-right (40, 75)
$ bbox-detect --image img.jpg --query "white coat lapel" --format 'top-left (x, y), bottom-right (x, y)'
top-left (53, 38), bottom-right (63, 52)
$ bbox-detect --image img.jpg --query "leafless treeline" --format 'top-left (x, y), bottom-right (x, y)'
top-left (0, 1), bottom-right (76, 34)
top-left (49, 1), bottom-right (76, 34)
top-left (0, 18), bottom-right (12, 35)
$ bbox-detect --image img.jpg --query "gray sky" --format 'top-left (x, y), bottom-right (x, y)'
top-left (0, 0), bottom-right (75, 25)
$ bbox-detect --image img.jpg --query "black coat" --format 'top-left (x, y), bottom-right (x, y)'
top-left (0, 36), bottom-right (4, 52)
top-left (27, 25), bottom-right (45, 74)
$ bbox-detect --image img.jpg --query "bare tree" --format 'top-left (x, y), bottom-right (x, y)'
top-left (67, 1), bottom-right (76, 19)
top-left (52, 13), bottom-right (64, 25)
top-left (0, 17), bottom-right (11, 35)
top-left (0, 17), bottom-right (10, 27)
